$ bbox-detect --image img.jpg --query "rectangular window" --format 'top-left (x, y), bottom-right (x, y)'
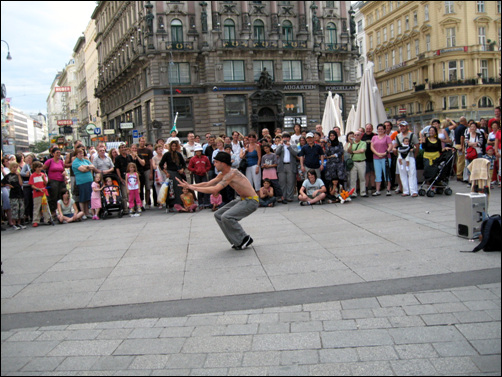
top-left (399, 47), bottom-right (403, 63)
top-left (449, 96), bottom-right (458, 109)
top-left (413, 11), bottom-right (418, 27)
top-left (405, 16), bottom-right (409, 31)
top-left (385, 53), bottom-right (389, 68)
top-left (173, 98), bottom-right (193, 119)
top-left (446, 27), bottom-right (456, 47)
top-left (378, 55), bottom-right (382, 71)
top-left (479, 27), bottom-right (486, 45)
top-left (415, 39), bottom-right (420, 55)
top-left (425, 4), bottom-right (429, 21)
top-left (253, 60), bottom-right (274, 81)
top-left (408, 72), bottom-right (413, 89)
top-left (459, 60), bottom-right (464, 79)
top-left (407, 43), bottom-right (411, 60)
top-left (393, 77), bottom-right (397, 93)
top-left (386, 80), bottom-right (390, 96)
top-left (225, 95), bottom-right (247, 117)
top-left (461, 95), bottom-right (467, 109)
top-left (369, 35), bottom-right (373, 49)
top-left (283, 60), bottom-right (302, 81)
top-left (390, 24), bottom-right (394, 38)
top-left (443, 97), bottom-right (447, 110)
top-left (477, 1), bottom-right (485, 12)
top-left (324, 62), bottom-right (343, 82)
top-left (377, 31), bottom-right (381, 45)
top-left (383, 27), bottom-right (387, 42)
top-left (448, 60), bottom-right (457, 80)
top-left (480, 59), bottom-right (488, 79)
top-left (223, 60), bottom-right (245, 81)
top-left (169, 62), bottom-right (191, 84)
top-left (392, 50), bottom-right (396, 65)
top-left (284, 94), bottom-right (304, 114)
top-left (357, 20), bottom-right (363, 33)
top-left (426, 34), bottom-right (431, 51)
top-left (445, 1), bottom-right (454, 14)
top-left (400, 75), bottom-right (404, 92)
top-left (397, 20), bottom-right (402, 34)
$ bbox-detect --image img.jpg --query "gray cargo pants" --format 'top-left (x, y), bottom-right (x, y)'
top-left (214, 197), bottom-right (259, 247)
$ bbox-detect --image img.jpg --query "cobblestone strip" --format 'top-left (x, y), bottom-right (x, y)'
top-left (1, 283), bottom-right (500, 375)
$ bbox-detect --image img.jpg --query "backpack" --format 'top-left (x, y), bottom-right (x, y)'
top-left (471, 214), bottom-right (501, 252)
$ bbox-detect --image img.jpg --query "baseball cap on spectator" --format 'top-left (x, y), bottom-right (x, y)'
top-left (306, 132), bottom-right (314, 138)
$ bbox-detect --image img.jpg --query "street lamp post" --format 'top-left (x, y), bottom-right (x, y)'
top-left (1, 40), bottom-right (12, 60)
top-left (1, 40), bottom-right (13, 157)
top-left (168, 50), bottom-right (175, 131)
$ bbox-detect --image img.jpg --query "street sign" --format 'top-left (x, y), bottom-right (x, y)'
top-left (57, 120), bottom-right (73, 126)
top-left (85, 123), bottom-right (96, 135)
top-left (132, 129), bottom-right (139, 138)
top-left (55, 86), bottom-right (71, 92)
top-left (94, 127), bottom-right (101, 135)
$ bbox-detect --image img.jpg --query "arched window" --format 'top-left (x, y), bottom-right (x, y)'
top-left (253, 20), bottom-right (265, 42)
top-left (282, 21), bottom-right (293, 42)
top-left (326, 23), bottom-right (337, 46)
top-left (478, 96), bottom-right (493, 108)
top-left (171, 19), bottom-right (183, 43)
top-left (224, 19), bottom-right (236, 42)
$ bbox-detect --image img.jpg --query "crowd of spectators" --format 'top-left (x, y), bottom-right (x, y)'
top-left (1, 107), bottom-right (500, 229)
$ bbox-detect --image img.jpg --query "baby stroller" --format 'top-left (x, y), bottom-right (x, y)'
top-left (419, 149), bottom-right (456, 197)
top-left (100, 173), bottom-right (124, 219)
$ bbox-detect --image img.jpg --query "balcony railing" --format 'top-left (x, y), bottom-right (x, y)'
top-left (222, 39), bottom-right (308, 49)
top-left (324, 43), bottom-right (349, 52)
top-left (166, 41), bottom-right (194, 51)
top-left (430, 78), bottom-right (477, 89)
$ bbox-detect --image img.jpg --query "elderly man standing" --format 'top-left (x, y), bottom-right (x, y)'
top-left (93, 145), bottom-right (115, 177)
top-left (393, 121), bottom-right (420, 197)
top-left (275, 132), bottom-right (298, 203)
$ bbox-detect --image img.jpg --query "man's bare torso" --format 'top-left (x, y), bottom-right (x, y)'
top-left (218, 168), bottom-right (257, 198)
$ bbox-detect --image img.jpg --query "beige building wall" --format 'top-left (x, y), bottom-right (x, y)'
top-left (84, 19), bottom-right (102, 130)
top-left (362, 0), bottom-right (501, 130)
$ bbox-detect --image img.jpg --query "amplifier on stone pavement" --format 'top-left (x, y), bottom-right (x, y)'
top-left (455, 193), bottom-right (488, 239)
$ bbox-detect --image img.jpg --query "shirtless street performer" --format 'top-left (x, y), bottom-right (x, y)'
top-left (176, 151), bottom-right (259, 250)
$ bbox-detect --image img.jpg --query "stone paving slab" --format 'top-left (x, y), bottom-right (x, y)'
top-left (1, 283), bottom-right (500, 375)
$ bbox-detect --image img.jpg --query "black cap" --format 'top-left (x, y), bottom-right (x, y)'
top-left (213, 151), bottom-right (231, 166)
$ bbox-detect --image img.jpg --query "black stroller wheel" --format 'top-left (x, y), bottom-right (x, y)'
top-left (419, 189), bottom-right (426, 196)
top-left (427, 190), bottom-right (435, 197)
top-left (445, 188), bottom-right (453, 196)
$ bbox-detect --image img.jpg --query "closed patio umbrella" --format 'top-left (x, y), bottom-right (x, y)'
top-left (322, 91), bottom-right (337, 136)
top-left (333, 94), bottom-right (345, 135)
top-left (346, 105), bottom-right (357, 134)
top-left (354, 61), bottom-right (387, 129)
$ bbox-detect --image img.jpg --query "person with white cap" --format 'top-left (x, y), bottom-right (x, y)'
top-left (177, 151), bottom-right (259, 250)
top-left (187, 146), bottom-right (211, 208)
top-left (298, 132), bottom-right (325, 180)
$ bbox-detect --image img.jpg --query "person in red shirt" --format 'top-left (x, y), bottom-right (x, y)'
top-left (29, 161), bottom-right (52, 227)
top-left (488, 106), bottom-right (501, 132)
top-left (187, 146), bottom-right (211, 208)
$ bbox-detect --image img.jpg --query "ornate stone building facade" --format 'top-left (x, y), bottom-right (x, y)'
top-left (362, 1), bottom-right (501, 127)
top-left (92, 1), bottom-right (359, 143)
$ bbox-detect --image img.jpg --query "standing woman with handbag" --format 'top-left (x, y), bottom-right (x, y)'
top-left (241, 131), bottom-right (262, 191)
top-left (421, 126), bottom-right (443, 169)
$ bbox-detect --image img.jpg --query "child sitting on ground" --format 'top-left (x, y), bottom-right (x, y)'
top-left (259, 178), bottom-right (276, 207)
top-left (174, 186), bottom-right (198, 212)
top-left (210, 192), bottom-right (223, 212)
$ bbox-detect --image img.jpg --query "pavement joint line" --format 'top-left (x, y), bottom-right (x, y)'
top-left (2, 267), bottom-right (499, 332)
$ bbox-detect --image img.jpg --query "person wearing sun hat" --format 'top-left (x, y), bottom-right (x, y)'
top-left (177, 151), bottom-right (258, 250)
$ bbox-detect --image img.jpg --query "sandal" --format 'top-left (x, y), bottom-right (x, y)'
top-left (411, 193), bottom-right (418, 197)
top-left (401, 193), bottom-right (410, 197)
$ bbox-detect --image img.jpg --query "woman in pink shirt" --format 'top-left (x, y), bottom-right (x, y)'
top-left (43, 148), bottom-right (67, 215)
top-left (371, 124), bottom-right (393, 196)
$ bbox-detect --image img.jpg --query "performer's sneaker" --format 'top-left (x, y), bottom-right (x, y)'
top-left (234, 235), bottom-right (253, 250)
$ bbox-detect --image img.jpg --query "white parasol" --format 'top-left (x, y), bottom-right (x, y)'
top-left (333, 94), bottom-right (345, 135)
top-left (321, 91), bottom-right (337, 137)
top-left (346, 105), bottom-right (357, 134)
top-left (354, 61), bottom-right (387, 129)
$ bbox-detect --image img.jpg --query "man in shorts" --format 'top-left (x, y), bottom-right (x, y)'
top-left (176, 151), bottom-right (258, 250)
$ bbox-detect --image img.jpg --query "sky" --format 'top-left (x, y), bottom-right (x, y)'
top-left (1, 1), bottom-right (97, 116)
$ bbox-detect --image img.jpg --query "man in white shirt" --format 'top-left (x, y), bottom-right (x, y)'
top-left (275, 132), bottom-right (298, 203)
top-left (183, 132), bottom-right (201, 183)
